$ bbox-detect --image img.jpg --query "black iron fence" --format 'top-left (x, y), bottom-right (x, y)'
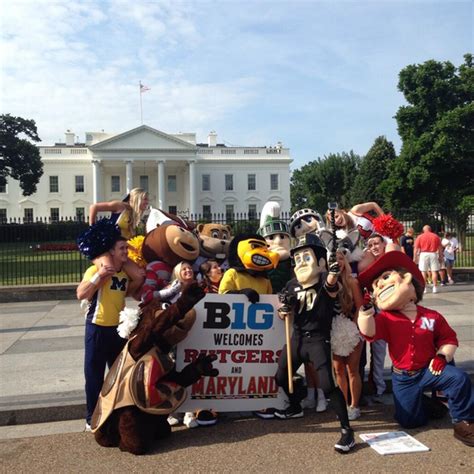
top-left (0, 209), bottom-right (472, 286)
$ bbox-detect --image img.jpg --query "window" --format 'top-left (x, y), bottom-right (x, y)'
top-left (111, 176), bottom-right (120, 193)
top-left (168, 206), bottom-right (177, 215)
top-left (0, 209), bottom-right (6, 223)
top-left (76, 207), bottom-right (85, 222)
top-left (0, 180), bottom-right (6, 193)
top-left (75, 175), bottom-right (84, 193)
top-left (225, 204), bottom-right (234, 222)
top-left (139, 175), bottom-right (149, 192)
top-left (270, 173), bottom-right (279, 190)
top-left (24, 208), bottom-right (33, 223)
top-left (168, 175), bottom-right (177, 192)
top-left (49, 176), bottom-right (59, 193)
top-left (248, 174), bottom-right (256, 191)
top-left (248, 204), bottom-right (257, 220)
top-left (50, 208), bottom-right (60, 222)
top-left (202, 205), bottom-right (211, 220)
top-left (202, 174), bottom-right (211, 191)
top-left (225, 174), bottom-right (233, 191)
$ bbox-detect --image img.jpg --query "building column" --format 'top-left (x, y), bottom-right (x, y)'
top-left (188, 159), bottom-right (196, 216)
top-left (92, 159), bottom-right (101, 203)
top-left (157, 160), bottom-right (165, 210)
top-left (125, 160), bottom-right (133, 193)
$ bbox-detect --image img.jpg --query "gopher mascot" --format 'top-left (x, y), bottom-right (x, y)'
top-left (218, 233), bottom-right (279, 303)
top-left (91, 282), bottom-right (218, 454)
top-left (193, 223), bottom-right (233, 274)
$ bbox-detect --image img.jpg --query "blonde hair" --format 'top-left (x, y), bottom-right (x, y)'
top-left (171, 261), bottom-right (193, 283)
top-left (129, 188), bottom-right (148, 229)
top-left (337, 250), bottom-right (355, 315)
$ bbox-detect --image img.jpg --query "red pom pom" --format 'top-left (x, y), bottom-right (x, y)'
top-left (372, 214), bottom-right (404, 240)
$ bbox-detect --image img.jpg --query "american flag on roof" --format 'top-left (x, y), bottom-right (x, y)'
top-left (140, 82), bottom-right (150, 93)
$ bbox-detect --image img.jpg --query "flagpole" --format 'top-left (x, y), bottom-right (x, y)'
top-left (139, 81), bottom-right (143, 124)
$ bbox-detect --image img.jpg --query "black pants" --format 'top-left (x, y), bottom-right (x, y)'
top-left (275, 333), bottom-right (350, 429)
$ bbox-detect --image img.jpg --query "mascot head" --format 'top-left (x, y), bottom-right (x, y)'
top-left (258, 201), bottom-right (291, 261)
top-left (228, 233), bottom-right (279, 273)
top-left (358, 251), bottom-right (425, 311)
top-left (289, 208), bottom-right (325, 238)
top-left (196, 223), bottom-right (233, 260)
top-left (290, 233), bottom-right (328, 288)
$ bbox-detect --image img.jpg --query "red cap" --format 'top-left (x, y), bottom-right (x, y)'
top-left (358, 251), bottom-right (425, 290)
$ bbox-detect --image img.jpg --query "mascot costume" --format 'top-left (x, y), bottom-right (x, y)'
top-left (289, 208), bottom-right (326, 239)
top-left (193, 222), bottom-right (233, 274)
top-left (273, 233), bottom-right (356, 453)
top-left (91, 282), bottom-right (219, 454)
top-left (257, 201), bottom-right (292, 293)
top-left (218, 233), bottom-right (279, 302)
top-left (358, 251), bottom-right (473, 446)
top-left (140, 209), bottom-right (200, 304)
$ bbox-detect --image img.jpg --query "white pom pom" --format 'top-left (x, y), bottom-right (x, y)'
top-left (336, 229), bottom-right (348, 239)
top-left (330, 314), bottom-right (362, 357)
top-left (117, 307), bottom-right (141, 339)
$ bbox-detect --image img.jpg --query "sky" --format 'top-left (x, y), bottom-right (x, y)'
top-left (1, 0), bottom-right (472, 170)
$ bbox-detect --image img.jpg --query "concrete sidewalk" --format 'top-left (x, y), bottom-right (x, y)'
top-left (0, 283), bottom-right (473, 427)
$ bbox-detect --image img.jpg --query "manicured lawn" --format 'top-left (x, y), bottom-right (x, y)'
top-left (0, 242), bottom-right (89, 285)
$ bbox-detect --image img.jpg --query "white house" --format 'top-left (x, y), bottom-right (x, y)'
top-left (0, 125), bottom-right (292, 222)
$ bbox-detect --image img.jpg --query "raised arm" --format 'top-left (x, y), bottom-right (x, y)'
top-left (89, 200), bottom-right (130, 224)
top-left (350, 201), bottom-right (384, 217)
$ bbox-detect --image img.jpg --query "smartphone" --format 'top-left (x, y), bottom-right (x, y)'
top-left (327, 201), bottom-right (339, 210)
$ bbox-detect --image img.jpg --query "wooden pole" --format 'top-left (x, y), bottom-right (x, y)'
top-left (285, 315), bottom-right (293, 394)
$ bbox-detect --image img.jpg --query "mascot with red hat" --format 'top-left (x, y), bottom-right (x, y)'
top-left (358, 251), bottom-right (473, 447)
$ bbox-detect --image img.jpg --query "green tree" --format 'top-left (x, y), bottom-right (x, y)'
top-left (350, 136), bottom-right (396, 206)
top-left (291, 151), bottom-right (360, 212)
top-left (380, 54), bottom-right (474, 212)
top-left (0, 114), bottom-right (43, 196)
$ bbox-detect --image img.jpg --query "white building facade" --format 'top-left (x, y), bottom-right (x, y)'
top-left (0, 125), bottom-right (292, 222)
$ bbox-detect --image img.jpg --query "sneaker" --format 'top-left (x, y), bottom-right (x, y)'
top-left (84, 422), bottom-right (92, 432)
top-left (167, 414), bottom-right (181, 427)
top-left (372, 393), bottom-right (385, 404)
top-left (183, 412), bottom-right (199, 429)
top-left (334, 429), bottom-right (355, 453)
top-left (196, 409), bottom-right (218, 426)
top-left (424, 287), bottom-right (428, 294)
top-left (347, 406), bottom-right (361, 421)
top-left (440, 282), bottom-right (446, 286)
top-left (274, 405), bottom-right (304, 419)
top-left (316, 395), bottom-right (328, 413)
top-left (453, 420), bottom-right (474, 447)
top-left (301, 397), bottom-right (316, 409)
top-left (432, 286), bottom-right (438, 294)
top-left (448, 278), bottom-right (454, 285)
top-left (254, 408), bottom-right (277, 419)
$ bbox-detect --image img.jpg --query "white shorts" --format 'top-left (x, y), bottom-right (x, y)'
top-left (419, 252), bottom-right (440, 272)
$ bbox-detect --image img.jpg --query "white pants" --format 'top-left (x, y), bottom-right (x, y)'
top-left (419, 252), bottom-right (440, 272)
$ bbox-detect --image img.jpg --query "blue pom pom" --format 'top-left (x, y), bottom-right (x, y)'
top-left (77, 219), bottom-right (121, 260)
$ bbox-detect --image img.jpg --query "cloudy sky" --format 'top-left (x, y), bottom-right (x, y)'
top-left (1, 0), bottom-right (472, 169)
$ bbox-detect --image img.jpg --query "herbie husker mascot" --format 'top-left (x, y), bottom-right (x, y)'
top-left (91, 282), bottom-right (219, 455)
top-left (358, 251), bottom-right (474, 446)
top-left (218, 233), bottom-right (279, 302)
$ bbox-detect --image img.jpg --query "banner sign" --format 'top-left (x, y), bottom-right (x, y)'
top-left (176, 294), bottom-right (287, 412)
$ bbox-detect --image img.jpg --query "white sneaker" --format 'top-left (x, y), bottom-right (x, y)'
top-left (301, 397), bottom-right (316, 409)
top-left (432, 286), bottom-right (438, 294)
top-left (84, 422), bottom-right (92, 432)
top-left (167, 414), bottom-right (181, 426)
top-left (448, 278), bottom-right (454, 285)
top-left (424, 287), bottom-right (428, 294)
top-left (316, 395), bottom-right (328, 412)
top-left (347, 406), bottom-right (361, 421)
top-left (183, 412), bottom-right (199, 429)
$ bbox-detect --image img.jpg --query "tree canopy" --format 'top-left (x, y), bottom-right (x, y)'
top-left (290, 151), bottom-right (360, 212)
top-left (349, 136), bottom-right (396, 207)
top-left (0, 114), bottom-right (43, 196)
top-left (380, 54), bottom-right (474, 212)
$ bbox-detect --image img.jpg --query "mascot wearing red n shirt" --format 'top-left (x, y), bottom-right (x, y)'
top-left (358, 251), bottom-right (474, 447)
